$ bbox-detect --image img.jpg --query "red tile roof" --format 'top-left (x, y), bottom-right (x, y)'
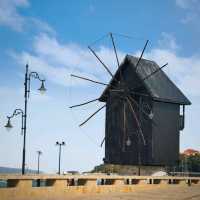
top-left (183, 149), bottom-right (199, 156)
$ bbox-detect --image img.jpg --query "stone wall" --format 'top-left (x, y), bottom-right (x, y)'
top-left (0, 174), bottom-right (199, 200)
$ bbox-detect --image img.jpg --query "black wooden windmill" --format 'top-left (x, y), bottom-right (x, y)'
top-left (70, 33), bottom-right (191, 167)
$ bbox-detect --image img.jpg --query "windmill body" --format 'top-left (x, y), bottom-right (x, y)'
top-left (99, 55), bottom-right (191, 166)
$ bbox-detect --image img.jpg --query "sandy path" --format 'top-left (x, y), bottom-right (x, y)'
top-left (60, 185), bottom-right (200, 200)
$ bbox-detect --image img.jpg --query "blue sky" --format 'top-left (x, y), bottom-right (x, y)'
top-left (0, 0), bottom-right (200, 173)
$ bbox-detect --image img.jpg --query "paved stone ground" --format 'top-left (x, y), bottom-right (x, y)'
top-left (66, 185), bottom-right (200, 200)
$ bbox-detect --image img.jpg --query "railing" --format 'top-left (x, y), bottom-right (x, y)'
top-left (169, 172), bottom-right (200, 177)
top-left (0, 174), bottom-right (200, 200)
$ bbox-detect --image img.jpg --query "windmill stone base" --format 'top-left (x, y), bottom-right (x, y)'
top-left (92, 164), bottom-right (166, 176)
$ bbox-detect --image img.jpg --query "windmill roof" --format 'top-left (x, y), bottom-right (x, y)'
top-left (99, 55), bottom-right (191, 105)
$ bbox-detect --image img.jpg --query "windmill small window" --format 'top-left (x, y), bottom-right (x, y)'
top-left (70, 33), bottom-right (191, 166)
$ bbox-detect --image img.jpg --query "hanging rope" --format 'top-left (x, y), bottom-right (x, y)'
top-left (89, 32), bottom-right (149, 47)
top-left (89, 33), bottom-right (110, 47)
top-left (112, 32), bottom-right (147, 42)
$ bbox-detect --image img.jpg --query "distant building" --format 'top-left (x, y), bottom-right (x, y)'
top-left (182, 149), bottom-right (200, 156)
top-left (63, 171), bottom-right (79, 175)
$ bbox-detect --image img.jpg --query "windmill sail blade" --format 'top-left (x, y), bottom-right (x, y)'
top-left (71, 74), bottom-right (108, 86)
top-left (110, 32), bottom-right (120, 68)
top-left (110, 32), bottom-right (127, 87)
top-left (79, 104), bottom-right (106, 127)
top-left (135, 40), bottom-right (149, 71)
top-left (100, 137), bottom-right (105, 147)
top-left (128, 95), bottom-right (149, 117)
top-left (69, 98), bottom-right (99, 108)
top-left (128, 95), bottom-right (157, 126)
top-left (88, 46), bottom-right (114, 78)
top-left (126, 97), bottom-right (146, 145)
top-left (131, 63), bottom-right (168, 92)
top-left (142, 63), bottom-right (168, 81)
top-left (110, 33), bottom-right (127, 86)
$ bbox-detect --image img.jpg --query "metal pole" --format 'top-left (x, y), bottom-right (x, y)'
top-left (181, 160), bottom-right (184, 176)
top-left (37, 153), bottom-right (40, 174)
top-left (22, 64), bottom-right (28, 175)
top-left (5, 64), bottom-right (46, 175)
top-left (58, 144), bottom-right (61, 175)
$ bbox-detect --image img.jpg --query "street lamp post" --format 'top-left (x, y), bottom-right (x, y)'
top-left (56, 141), bottom-right (65, 175)
top-left (5, 64), bottom-right (46, 175)
top-left (37, 151), bottom-right (42, 174)
top-left (5, 109), bottom-right (24, 134)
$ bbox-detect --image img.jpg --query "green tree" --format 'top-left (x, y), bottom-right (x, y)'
top-left (180, 154), bottom-right (200, 172)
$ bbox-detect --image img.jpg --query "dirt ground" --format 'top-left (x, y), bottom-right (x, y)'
top-left (63, 185), bottom-right (200, 200)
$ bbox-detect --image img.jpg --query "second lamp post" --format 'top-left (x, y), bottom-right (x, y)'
top-left (37, 150), bottom-right (42, 174)
top-left (56, 141), bottom-right (65, 175)
top-left (5, 64), bottom-right (46, 175)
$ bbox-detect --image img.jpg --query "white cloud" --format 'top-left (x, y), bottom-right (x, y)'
top-left (28, 18), bottom-right (56, 35)
top-left (12, 33), bottom-right (125, 87)
top-left (11, 32), bottom-right (200, 99)
top-left (176, 0), bottom-right (199, 9)
top-left (0, 0), bottom-right (55, 34)
top-left (12, 51), bottom-right (73, 87)
top-left (180, 13), bottom-right (197, 24)
top-left (144, 48), bottom-right (200, 97)
top-left (33, 33), bottom-right (124, 74)
top-left (0, 0), bottom-right (29, 31)
top-left (176, 0), bottom-right (200, 24)
top-left (158, 32), bottom-right (179, 51)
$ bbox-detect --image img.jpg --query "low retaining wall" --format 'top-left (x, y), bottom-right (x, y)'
top-left (0, 174), bottom-right (200, 200)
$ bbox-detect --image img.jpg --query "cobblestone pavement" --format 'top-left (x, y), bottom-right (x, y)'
top-left (66, 185), bottom-right (200, 200)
